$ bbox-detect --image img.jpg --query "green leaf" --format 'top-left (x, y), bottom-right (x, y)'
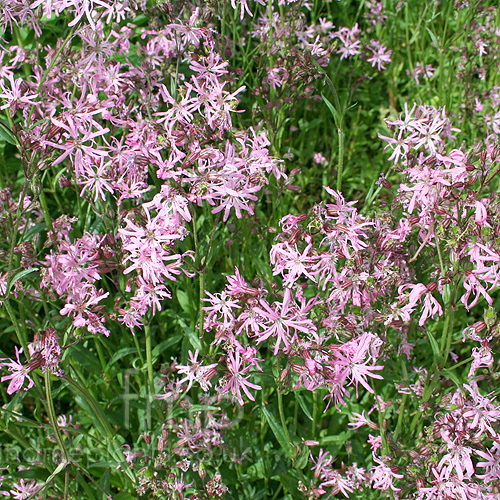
top-left (321, 430), bottom-right (353, 444)
top-left (176, 289), bottom-right (190, 313)
top-left (70, 344), bottom-right (102, 374)
top-left (294, 445), bottom-right (310, 469)
top-left (442, 368), bottom-right (463, 388)
top-left (297, 394), bottom-right (313, 421)
top-left (105, 347), bottom-right (137, 371)
top-left (426, 330), bottom-right (440, 360)
top-left (151, 335), bottom-right (182, 363)
top-left (425, 27), bottom-right (439, 49)
top-left (23, 223), bottom-right (47, 241)
top-left (188, 404), bottom-right (220, 412)
top-left (321, 93), bottom-right (339, 126)
top-left (177, 318), bottom-right (202, 351)
top-left (0, 117), bottom-right (17, 145)
top-left (261, 405), bottom-right (292, 458)
top-left (7, 267), bottom-right (39, 293)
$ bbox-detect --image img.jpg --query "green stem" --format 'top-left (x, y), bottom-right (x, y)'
top-left (44, 371), bottom-right (71, 500)
top-left (312, 390), bottom-right (319, 439)
top-left (145, 323), bottom-right (155, 395)
top-left (336, 127), bottom-right (345, 192)
top-left (312, 61), bottom-right (345, 192)
top-left (3, 299), bottom-right (28, 352)
top-left (63, 373), bottom-right (114, 439)
top-left (277, 390), bottom-right (292, 446)
top-left (36, 177), bottom-right (55, 237)
top-left (198, 270), bottom-right (205, 340)
top-left (64, 466), bottom-right (70, 500)
top-left (26, 23), bottom-right (80, 130)
top-left (132, 332), bottom-right (145, 366)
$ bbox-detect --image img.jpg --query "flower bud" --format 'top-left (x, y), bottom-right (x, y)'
top-left (472, 321), bottom-right (487, 333)
top-left (157, 437), bottom-right (166, 453)
top-left (381, 178), bottom-right (392, 189)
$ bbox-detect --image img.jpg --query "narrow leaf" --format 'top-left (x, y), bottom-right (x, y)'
top-left (261, 405), bottom-right (292, 458)
top-left (426, 330), bottom-right (440, 360)
top-left (321, 93), bottom-right (339, 126)
top-left (0, 118), bottom-right (17, 145)
top-left (297, 394), bottom-right (313, 421)
top-left (7, 267), bottom-right (39, 293)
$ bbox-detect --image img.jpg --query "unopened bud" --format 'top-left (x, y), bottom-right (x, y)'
top-left (472, 321), bottom-right (487, 333)
top-left (416, 477), bottom-right (425, 488)
top-left (288, 229), bottom-right (302, 245)
top-left (381, 178), bottom-right (392, 189)
top-left (485, 306), bottom-right (497, 328)
top-left (454, 392), bottom-right (465, 408)
top-left (303, 440), bottom-right (320, 446)
top-left (391, 320), bottom-right (404, 328)
top-left (419, 446), bottom-right (431, 457)
top-left (157, 437), bottom-right (166, 453)
top-left (467, 174), bottom-right (478, 186)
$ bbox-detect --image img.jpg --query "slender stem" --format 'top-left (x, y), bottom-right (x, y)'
top-left (7, 177), bottom-right (32, 281)
top-left (393, 361), bottom-right (409, 442)
top-left (38, 183), bottom-right (54, 234)
top-left (3, 299), bottom-right (28, 352)
top-left (336, 127), bottom-right (345, 192)
top-left (45, 371), bottom-right (70, 463)
top-left (440, 282), bottom-right (458, 365)
top-left (277, 389), bottom-right (292, 446)
top-left (132, 331), bottom-right (145, 366)
top-left (44, 371), bottom-right (71, 500)
top-left (63, 373), bottom-right (114, 439)
top-left (26, 23), bottom-right (80, 130)
top-left (312, 60), bottom-right (345, 192)
top-left (198, 270), bottom-right (205, 340)
top-left (64, 466), bottom-right (70, 500)
top-left (145, 323), bottom-right (155, 411)
top-left (312, 390), bottom-right (319, 439)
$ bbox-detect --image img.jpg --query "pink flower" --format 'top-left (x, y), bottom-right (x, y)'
top-left (253, 288), bottom-right (316, 355)
top-left (9, 479), bottom-right (39, 500)
top-left (0, 348), bottom-right (34, 395)
top-left (217, 351), bottom-right (261, 405)
top-left (369, 456), bottom-right (403, 492)
top-left (366, 40), bottom-right (392, 71)
top-left (176, 350), bottom-right (218, 392)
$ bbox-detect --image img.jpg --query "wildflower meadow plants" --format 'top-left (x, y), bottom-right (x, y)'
top-left (0, 0), bottom-right (500, 499)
